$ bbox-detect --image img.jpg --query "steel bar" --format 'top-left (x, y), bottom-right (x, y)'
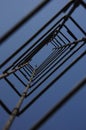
top-left (0, 0), bottom-right (73, 69)
top-left (31, 47), bottom-right (69, 87)
top-left (51, 41), bottom-right (57, 47)
top-left (1, 17), bottom-right (63, 72)
top-left (20, 33), bottom-right (56, 64)
top-left (56, 35), bottom-right (66, 45)
top-left (3, 69), bottom-right (35, 130)
top-left (35, 47), bottom-right (66, 79)
top-left (4, 77), bottom-right (21, 96)
top-left (58, 37), bottom-right (86, 49)
top-left (19, 69), bottom-right (29, 81)
top-left (31, 41), bottom-right (85, 88)
top-left (33, 47), bottom-right (68, 82)
top-left (34, 38), bottom-right (85, 79)
top-left (14, 23), bottom-right (63, 67)
top-left (27, 41), bottom-right (85, 96)
top-left (36, 48), bottom-right (61, 74)
top-left (24, 66), bottom-right (32, 75)
top-left (0, 62), bottom-right (28, 79)
top-left (19, 51), bottom-right (86, 115)
top-left (27, 64), bottom-right (34, 72)
top-left (3, 20), bottom-right (61, 71)
top-left (64, 25), bottom-right (77, 40)
top-left (1, 1), bottom-right (86, 129)
top-left (69, 16), bottom-right (86, 35)
top-left (17, 1), bottom-right (80, 68)
top-left (30, 78), bottom-right (86, 130)
top-left (0, 0), bottom-right (51, 44)
top-left (59, 31), bottom-right (71, 43)
top-left (13, 73), bottom-right (27, 87)
top-left (53, 38), bottom-right (62, 46)
top-left (81, 0), bottom-right (86, 8)
top-left (22, 67), bottom-right (31, 78)
top-left (0, 100), bottom-right (11, 115)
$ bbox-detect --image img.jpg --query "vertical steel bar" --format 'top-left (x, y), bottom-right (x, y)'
top-left (3, 69), bottom-right (35, 130)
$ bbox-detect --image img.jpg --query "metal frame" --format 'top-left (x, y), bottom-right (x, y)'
top-left (0, 0), bottom-right (86, 130)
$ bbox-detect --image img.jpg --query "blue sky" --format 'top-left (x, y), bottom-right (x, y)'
top-left (0, 0), bottom-right (86, 130)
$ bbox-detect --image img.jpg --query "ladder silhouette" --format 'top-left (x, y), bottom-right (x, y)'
top-left (0, 0), bottom-right (86, 130)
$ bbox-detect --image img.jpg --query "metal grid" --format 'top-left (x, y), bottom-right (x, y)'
top-left (0, 0), bottom-right (86, 130)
